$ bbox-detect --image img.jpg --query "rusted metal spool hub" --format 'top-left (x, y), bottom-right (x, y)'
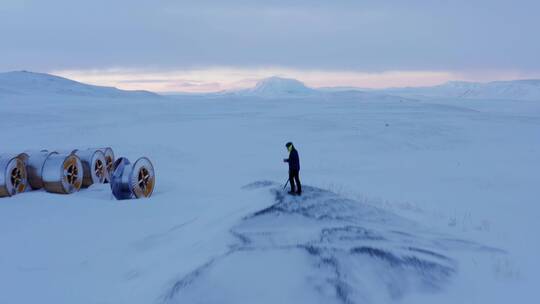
top-left (97, 147), bottom-right (114, 183)
top-left (132, 157), bottom-right (155, 198)
top-left (42, 154), bottom-right (83, 194)
top-left (75, 150), bottom-right (107, 188)
top-left (26, 150), bottom-right (58, 190)
top-left (110, 157), bottom-right (155, 200)
top-left (0, 155), bottom-right (28, 197)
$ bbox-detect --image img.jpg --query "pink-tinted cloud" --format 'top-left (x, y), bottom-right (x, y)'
top-left (52, 67), bottom-right (540, 93)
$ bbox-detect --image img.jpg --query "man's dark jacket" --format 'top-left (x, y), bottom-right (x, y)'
top-left (286, 148), bottom-right (300, 171)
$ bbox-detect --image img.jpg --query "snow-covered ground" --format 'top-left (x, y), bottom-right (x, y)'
top-left (1, 72), bottom-right (539, 303)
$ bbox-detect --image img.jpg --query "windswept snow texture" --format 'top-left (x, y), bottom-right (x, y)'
top-left (165, 182), bottom-right (502, 304)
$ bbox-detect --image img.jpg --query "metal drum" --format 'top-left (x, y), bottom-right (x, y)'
top-left (15, 153), bottom-right (29, 164)
top-left (42, 154), bottom-right (83, 194)
top-left (0, 154), bottom-right (29, 197)
top-left (26, 150), bottom-right (58, 190)
top-left (53, 149), bottom-right (78, 155)
top-left (97, 147), bottom-right (114, 183)
top-left (110, 157), bottom-right (155, 200)
top-left (75, 149), bottom-right (107, 188)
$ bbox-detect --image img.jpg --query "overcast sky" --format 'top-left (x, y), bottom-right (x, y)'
top-left (1, 0), bottom-right (539, 92)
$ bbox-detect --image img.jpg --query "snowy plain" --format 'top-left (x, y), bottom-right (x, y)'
top-left (0, 72), bottom-right (539, 304)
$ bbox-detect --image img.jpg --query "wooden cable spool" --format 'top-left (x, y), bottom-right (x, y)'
top-left (42, 154), bottom-right (83, 194)
top-left (26, 150), bottom-right (58, 190)
top-left (0, 153), bottom-right (29, 197)
top-left (110, 157), bottom-right (155, 200)
top-left (97, 147), bottom-right (114, 183)
top-left (75, 149), bottom-right (107, 188)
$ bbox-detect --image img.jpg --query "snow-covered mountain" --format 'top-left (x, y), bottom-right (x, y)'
top-left (3, 71), bottom-right (539, 102)
top-left (0, 71), bottom-right (160, 99)
top-left (234, 76), bottom-right (318, 98)
top-left (228, 76), bottom-right (408, 102)
top-left (251, 76), bottom-right (317, 96)
top-left (381, 79), bottom-right (540, 101)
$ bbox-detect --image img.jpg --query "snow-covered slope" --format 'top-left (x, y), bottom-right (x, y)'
top-left (235, 76), bottom-right (318, 98)
top-left (0, 71), bottom-right (160, 99)
top-left (229, 76), bottom-right (408, 102)
top-left (1, 75), bottom-right (539, 304)
top-left (381, 80), bottom-right (540, 101)
top-left (251, 76), bottom-right (316, 96)
top-left (168, 181), bottom-right (503, 303)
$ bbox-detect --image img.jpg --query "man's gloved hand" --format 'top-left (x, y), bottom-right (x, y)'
top-left (283, 158), bottom-right (288, 162)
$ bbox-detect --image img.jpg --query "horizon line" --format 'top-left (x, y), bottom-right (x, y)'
top-left (4, 68), bottom-right (540, 94)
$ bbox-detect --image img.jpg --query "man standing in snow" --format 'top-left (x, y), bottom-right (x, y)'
top-left (283, 142), bottom-right (302, 196)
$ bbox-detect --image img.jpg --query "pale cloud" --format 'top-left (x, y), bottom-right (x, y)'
top-left (2, 1), bottom-right (539, 72)
top-left (51, 67), bottom-right (540, 93)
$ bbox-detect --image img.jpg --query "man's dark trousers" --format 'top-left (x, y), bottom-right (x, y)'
top-left (289, 169), bottom-right (302, 195)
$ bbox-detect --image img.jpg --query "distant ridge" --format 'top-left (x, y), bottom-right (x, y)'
top-left (230, 76), bottom-right (540, 101)
top-left (6, 71), bottom-right (535, 101)
top-left (221, 76), bottom-right (410, 102)
top-left (380, 79), bottom-right (540, 101)
top-left (234, 76), bottom-right (317, 98)
top-left (0, 71), bottom-right (160, 99)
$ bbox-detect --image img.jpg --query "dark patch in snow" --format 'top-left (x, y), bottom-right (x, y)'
top-left (351, 246), bottom-right (455, 289)
top-left (164, 181), bottom-right (503, 304)
top-left (321, 226), bottom-right (387, 242)
top-left (163, 256), bottom-right (225, 303)
top-left (434, 238), bottom-right (506, 253)
top-left (407, 247), bottom-right (453, 261)
top-left (298, 245), bottom-right (354, 303)
top-left (229, 229), bottom-right (251, 247)
top-left (241, 180), bottom-right (277, 190)
top-left (350, 246), bottom-right (402, 266)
